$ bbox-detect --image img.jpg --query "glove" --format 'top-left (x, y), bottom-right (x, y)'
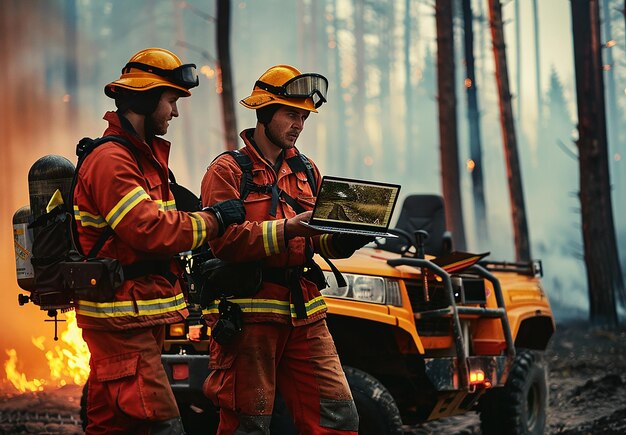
top-left (331, 234), bottom-right (375, 257)
top-left (204, 199), bottom-right (246, 236)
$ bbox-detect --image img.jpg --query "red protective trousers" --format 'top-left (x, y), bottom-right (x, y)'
top-left (83, 326), bottom-right (180, 434)
top-left (203, 319), bottom-right (359, 434)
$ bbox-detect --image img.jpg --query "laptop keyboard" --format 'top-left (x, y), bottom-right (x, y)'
top-left (313, 226), bottom-right (384, 236)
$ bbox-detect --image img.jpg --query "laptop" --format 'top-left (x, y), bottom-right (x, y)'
top-left (300, 176), bottom-right (401, 238)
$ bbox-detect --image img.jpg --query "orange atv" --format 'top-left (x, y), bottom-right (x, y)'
top-left (158, 194), bottom-right (555, 434)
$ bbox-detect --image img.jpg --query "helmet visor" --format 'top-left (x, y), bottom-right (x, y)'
top-left (256, 73), bottom-right (328, 108)
top-left (124, 62), bottom-right (199, 89)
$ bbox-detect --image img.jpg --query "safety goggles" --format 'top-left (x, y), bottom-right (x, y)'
top-left (255, 73), bottom-right (328, 108)
top-left (123, 62), bottom-right (199, 89)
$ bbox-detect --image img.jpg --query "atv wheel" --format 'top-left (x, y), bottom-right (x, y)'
top-left (343, 366), bottom-right (403, 435)
top-left (479, 349), bottom-right (548, 435)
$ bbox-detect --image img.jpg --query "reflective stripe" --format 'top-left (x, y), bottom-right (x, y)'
top-left (202, 296), bottom-right (326, 318)
top-left (262, 221), bottom-right (280, 256)
top-left (106, 186), bottom-right (150, 229)
top-left (319, 234), bottom-right (337, 258)
top-left (190, 212), bottom-right (207, 249)
top-left (74, 206), bottom-right (107, 228)
top-left (155, 199), bottom-right (177, 211)
top-left (76, 293), bottom-right (187, 318)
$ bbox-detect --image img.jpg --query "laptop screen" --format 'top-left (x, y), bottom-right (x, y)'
top-left (311, 176), bottom-right (401, 230)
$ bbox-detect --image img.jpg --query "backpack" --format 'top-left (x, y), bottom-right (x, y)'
top-left (27, 135), bottom-right (196, 311)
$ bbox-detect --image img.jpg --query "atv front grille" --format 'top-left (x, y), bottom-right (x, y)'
top-left (405, 279), bottom-right (451, 336)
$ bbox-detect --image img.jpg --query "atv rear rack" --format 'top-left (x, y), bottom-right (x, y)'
top-left (387, 258), bottom-right (515, 391)
top-left (479, 259), bottom-right (543, 277)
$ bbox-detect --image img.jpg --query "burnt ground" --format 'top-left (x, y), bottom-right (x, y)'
top-left (0, 321), bottom-right (625, 434)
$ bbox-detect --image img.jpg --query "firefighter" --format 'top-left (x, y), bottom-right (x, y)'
top-left (200, 65), bottom-right (370, 434)
top-left (74, 47), bottom-right (245, 434)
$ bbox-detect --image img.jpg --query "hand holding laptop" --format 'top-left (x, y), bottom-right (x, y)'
top-left (299, 176), bottom-right (401, 238)
top-left (285, 211), bottom-right (326, 239)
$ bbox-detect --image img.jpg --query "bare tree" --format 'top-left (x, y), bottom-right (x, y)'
top-left (570, 0), bottom-right (624, 328)
top-left (63, 0), bottom-right (78, 121)
top-left (532, 0), bottom-right (543, 123)
top-left (514, 0), bottom-right (521, 121)
top-left (216, 0), bottom-right (237, 150)
top-left (601, 0), bottom-right (620, 190)
top-left (462, 0), bottom-right (488, 247)
top-left (436, 0), bottom-right (467, 251)
top-left (488, 0), bottom-right (531, 261)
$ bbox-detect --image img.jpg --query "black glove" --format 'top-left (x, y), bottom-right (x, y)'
top-left (204, 199), bottom-right (246, 236)
top-left (331, 234), bottom-right (375, 257)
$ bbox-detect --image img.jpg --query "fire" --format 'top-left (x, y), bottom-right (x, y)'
top-left (4, 310), bottom-right (90, 392)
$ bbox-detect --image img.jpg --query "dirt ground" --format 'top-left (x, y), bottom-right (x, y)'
top-left (0, 320), bottom-right (625, 434)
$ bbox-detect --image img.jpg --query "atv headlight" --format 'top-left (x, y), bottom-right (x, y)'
top-left (321, 271), bottom-right (402, 306)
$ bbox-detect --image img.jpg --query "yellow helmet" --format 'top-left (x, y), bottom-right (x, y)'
top-left (240, 64), bottom-right (328, 113)
top-left (105, 47), bottom-right (199, 98)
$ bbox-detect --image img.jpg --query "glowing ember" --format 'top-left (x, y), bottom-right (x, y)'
top-left (4, 311), bottom-right (90, 392)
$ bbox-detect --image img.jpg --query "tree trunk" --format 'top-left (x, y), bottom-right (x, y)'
top-left (488, 0), bottom-right (531, 261)
top-left (216, 0), bottom-right (238, 151)
top-left (462, 0), bottom-right (488, 248)
top-left (330, 0), bottom-right (347, 176)
top-left (601, 0), bottom-right (620, 191)
top-left (514, 0), bottom-right (521, 121)
top-left (63, 0), bottom-right (78, 121)
top-left (532, 0), bottom-right (543, 123)
top-left (570, 0), bottom-right (624, 328)
top-left (436, 0), bottom-right (467, 251)
top-left (354, 0), bottom-right (367, 178)
top-left (404, 0), bottom-right (414, 180)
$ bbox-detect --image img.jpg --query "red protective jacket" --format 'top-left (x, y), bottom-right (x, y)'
top-left (73, 111), bottom-right (216, 331)
top-left (200, 129), bottom-right (346, 326)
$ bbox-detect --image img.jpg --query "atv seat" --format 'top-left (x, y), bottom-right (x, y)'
top-left (381, 194), bottom-right (453, 256)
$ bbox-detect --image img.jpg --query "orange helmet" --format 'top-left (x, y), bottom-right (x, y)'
top-left (105, 48), bottom-right (199, 98)
top-left (240, 64), bottom-right (328, 113)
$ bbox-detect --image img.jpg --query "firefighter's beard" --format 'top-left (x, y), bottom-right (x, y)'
top-left (146, 113), bottom-right (168, 137)
top-left (264, 123), bottom-right (297, 150)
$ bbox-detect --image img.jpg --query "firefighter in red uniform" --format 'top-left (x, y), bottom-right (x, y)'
top-left (201, 65), bottom-right (370, 434)
top-left (73, 47), bottom-right (245, 434)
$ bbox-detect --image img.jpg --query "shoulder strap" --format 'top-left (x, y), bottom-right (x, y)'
top-left (285, 153), bottom-right (318, 196)
top-left (71, 135), bottom-right (143, 258)
top-left (217, 150), bottom-right (274, 200)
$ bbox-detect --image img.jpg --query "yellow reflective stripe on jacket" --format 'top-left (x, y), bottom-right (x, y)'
top-left (106, 186), bottom-right (150, 229)
top-left (189, 212), bottom-right (207, 249)
top-left (318, 234), bottom-right (339, 258)
top-left (155, 199), bottom-right (177, 211)
top-left (74, 206), bottom-right (107, 228)
top-left (262, 220), bottom-right (281, 256)
top-left (75, 293), bottom-right (186, 318)
top-left (201, 296), bottom-right (327, 318)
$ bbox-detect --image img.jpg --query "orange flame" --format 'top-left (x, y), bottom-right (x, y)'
top-left (4, 311), bottom-right (90, 392)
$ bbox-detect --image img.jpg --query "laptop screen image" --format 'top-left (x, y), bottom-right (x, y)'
top-left (310, 176), bottom-right (401, 233)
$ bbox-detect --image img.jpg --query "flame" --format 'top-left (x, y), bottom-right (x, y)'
top-left (4, 311), bottom-right (90, 392)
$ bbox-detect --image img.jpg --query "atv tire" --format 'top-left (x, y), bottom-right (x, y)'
top-left (479, 349), bottom-right (548, 435)
top-left (343, 366), bottom-right (403, 435)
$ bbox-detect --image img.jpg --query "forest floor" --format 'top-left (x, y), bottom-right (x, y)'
top-left (0, 320), bottom-right (625, 434)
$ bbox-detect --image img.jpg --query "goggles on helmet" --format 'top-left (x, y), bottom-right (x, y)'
top-left (123, 62), bottom-right (200, 89)
top-left (255, 73), bottom-right (328, 108)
